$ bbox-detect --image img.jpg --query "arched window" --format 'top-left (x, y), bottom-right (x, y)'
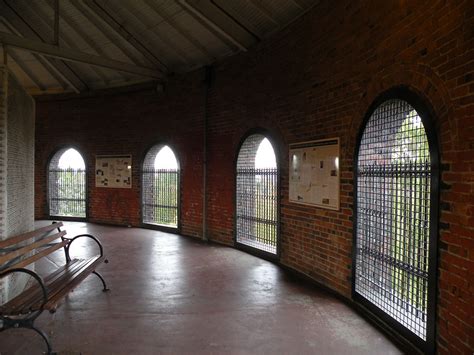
top-left (236, 134), bottom-right (279, 255)
top-left (142, 145), bottom-right (180, 229)
top-left (354, 92), bottom-right (438, 352)
top-left (48, 148), bottom-right (86, 218)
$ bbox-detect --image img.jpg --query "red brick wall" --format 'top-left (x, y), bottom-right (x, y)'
top-left (35, 72), bottom-right (205, 237)
top-left (35, 0), bottom-right (473, 353)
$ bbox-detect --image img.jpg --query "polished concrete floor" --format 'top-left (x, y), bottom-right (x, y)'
top-left (1, 222), bottom-right (402, 355)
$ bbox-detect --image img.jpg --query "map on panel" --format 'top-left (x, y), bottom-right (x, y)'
top-left (95, 155), bottom-right (132, 188)
top-left (289, 138), bottom-right (340, 210)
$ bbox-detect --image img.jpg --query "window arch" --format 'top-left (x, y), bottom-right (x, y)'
top-left (142, 145), bottom-right (180, 229)
top-left (236, 133), bottom-right (279, 255)
top-left (353, 90), bottom-right (439, 352)
top-left (48, 147), bottom-right (87, 218)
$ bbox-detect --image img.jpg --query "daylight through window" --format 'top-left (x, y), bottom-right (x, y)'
top-left (236, 135), bottom-right (279, 255)
top-left (354, 98), bottom-right (436, 345)
top-left (48, 148), bottom-right (86, 218)
top-left (142, 145), bottom-right (180, 228)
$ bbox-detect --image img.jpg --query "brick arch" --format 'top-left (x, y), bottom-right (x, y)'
top-left (345, 63), bottom-right (457, 159)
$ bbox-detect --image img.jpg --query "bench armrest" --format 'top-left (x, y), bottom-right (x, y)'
top-left (65, 234), bottom-right (105, 262)
top-left (0, 268), bottom-right (48, 321)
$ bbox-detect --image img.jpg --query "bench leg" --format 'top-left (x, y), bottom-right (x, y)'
top-left (93, 270), bottom-right (110, 291)
top-left (30, 325), bottom-right (54, 355)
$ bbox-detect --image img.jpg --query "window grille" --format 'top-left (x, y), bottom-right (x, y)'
top-left (236, 134), bottom-right (279, 255)
top-left (48, 148), bottom-right (86, 218)
top-left (354, 98), bottom-right (435, 343)
top-left (142, 145), bottom-right (179, 228)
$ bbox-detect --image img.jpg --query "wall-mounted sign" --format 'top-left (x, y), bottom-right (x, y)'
top-left (95, 155), bottom-right (132, 188)
top-left (289, 138), bottom-right (340, 210)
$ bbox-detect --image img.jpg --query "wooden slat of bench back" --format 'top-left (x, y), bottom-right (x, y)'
top-left (0, 222), bottom-right (63, 249)
top-left (1, 256), bottom-right (104, 315)
top-left (1, 240), bottom-right (69, 273)
top-left (0, 230), bottom-right (66, 265)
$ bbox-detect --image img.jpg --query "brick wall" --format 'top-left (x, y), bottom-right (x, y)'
top-left (35, 0), bottom-right (474, 353)
top-left (36, 72), bottom-right (205, 237)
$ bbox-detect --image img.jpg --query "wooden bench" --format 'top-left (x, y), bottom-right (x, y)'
top-left (0, 222), bottom-right (109, 354)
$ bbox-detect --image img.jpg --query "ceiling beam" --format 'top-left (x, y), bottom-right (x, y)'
top-left (212, 0), bottom-right (263, 39)
top-left (69, 0), bottom-right (147, 68)
top-left (0, 17), bottom-right (68, 90)
top-left (0, 0), bottom-right (86, 92)
top-left (44, 0), bottom-right (129, 83)
top-left (247, 0), bottom-right (280, 26)
top-left (177, 0), bottom-right (256, 52)
top-left (0, 31), bottom-right (163, 79)
top-left (114, 0), bottom-right (192, 68)
top-left (6, 48), bottom-right (46, 91)
top-left (142, 0), bottom-right (215, 62)
top-left (81, 0), bottom-right (167, 73)
top-left (26, 0), bottom-right (111, 86)
top-left (290, 0), bottom-right (306, 10)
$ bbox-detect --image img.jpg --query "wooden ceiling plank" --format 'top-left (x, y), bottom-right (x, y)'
top-left (27, 0), bottom-right (111, 86)
top-left (177, 0), bottom-right (256, 52)
top-left (70, 0), bottom-right (149, 70)
top-left (0, 31), bottom-right (163, 79)
top-left (290, 0), bottom-right (306, 10)
top-left (143, 0), bottom-right (215, 62)
top-left (81, 0), bottom-right (167, 73)
top-left (0, 17), bottom-right (68, 90)
top-left (115, 0), bottom-right (192, 68)
top-left (45, 0), bottom-right (129, 83)
top-left (7, 48), bottom-right (46, 91)
top-left (0, 1), bottom-right (86, 92)
top-left (176, 1), bottom-right (238, 53)
top-left (53, 0), bottom-right (59, 45)
top-left (248, 0), bottom-right (280, 26)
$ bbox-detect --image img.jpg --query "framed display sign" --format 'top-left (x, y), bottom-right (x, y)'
top-left (289, 138), bottom-right (340, 210)
top-left (95, 155), bottom-right (132, 188)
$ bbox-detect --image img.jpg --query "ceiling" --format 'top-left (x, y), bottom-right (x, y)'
top-left (0, 0), bottom-right (319, 96)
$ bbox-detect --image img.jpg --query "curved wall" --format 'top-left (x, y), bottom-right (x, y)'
top-left (35, 1), bottom-right (474, 353)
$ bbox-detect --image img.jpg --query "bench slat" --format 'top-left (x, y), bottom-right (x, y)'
top-left (0, 231), bottom-right (66, 265)
top-left (1, 259), bottom-right (85, 314)
top-left (45, 256), bottom-right (104, 311)
top-left (1, 240), bottom-right (69, 272)
top-left (0, 223), bottom-right (63, 249)
top-left (22, 260), bottom-right (93, 314)
top-left (1, 257), bottom-right (104, 315)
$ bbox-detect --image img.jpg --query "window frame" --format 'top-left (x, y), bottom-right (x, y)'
top-left (140, 143), bottom-right (181, 233)
top-left (352, 87), bottom-right (440, 354)
top-left (46, 146), bottom-right (88, 221)
top-left (234, 129), bottom-right (281, 260)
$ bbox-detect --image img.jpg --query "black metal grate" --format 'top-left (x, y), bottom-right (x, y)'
top-left (236, 135), bottom-right (279, 254)
top-left (142, 145), bottom-right (179, 228)
top-left (355, 99), bottom-right (431, 340)
top-left (48, 168), bottom-right (86, 218)
top-left (142, 169), bottom-right (179, 227)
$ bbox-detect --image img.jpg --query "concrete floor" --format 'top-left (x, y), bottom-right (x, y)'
top-left (1, 222), bottom-right (402, 355)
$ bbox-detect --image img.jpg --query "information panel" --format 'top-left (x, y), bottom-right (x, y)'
top-left (95, 155), bottom-right (132, 188)
top-left (289, 138), bottom-right (340, 210)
